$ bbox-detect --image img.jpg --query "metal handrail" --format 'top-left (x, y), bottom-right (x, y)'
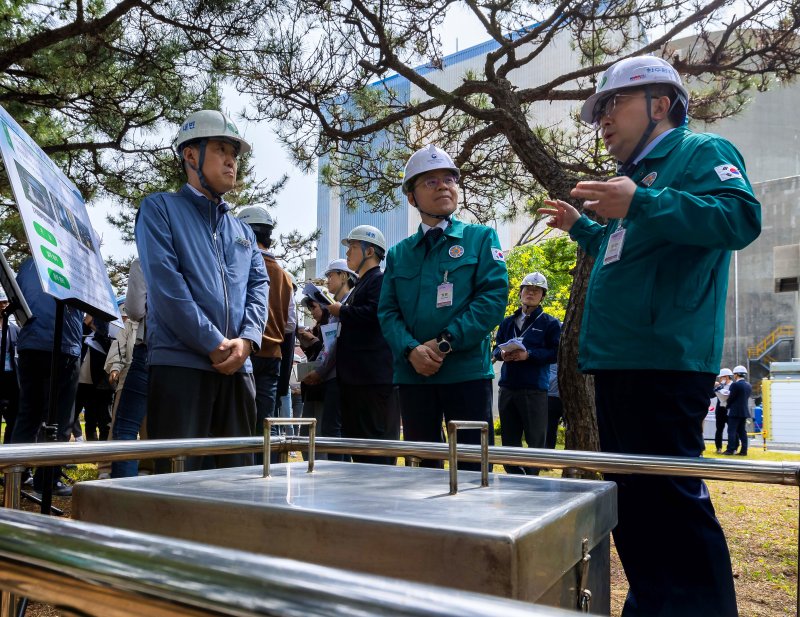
top-left (0, 436), bottom-right (798, 486)
top-left (0, 508), bottom-right (575, 617)
top-left (1, 437), bottom-right (798, 614)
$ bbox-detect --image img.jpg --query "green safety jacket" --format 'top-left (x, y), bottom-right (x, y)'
top-left (378, 218), bottom-right (509, 384)
top-left (569, 126), bottom-right (761, 374)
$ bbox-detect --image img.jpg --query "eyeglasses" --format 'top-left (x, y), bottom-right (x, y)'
top-left (592, 93), bottom-right (646, 124)
top-left (414, 175), bottom-right (458, 190)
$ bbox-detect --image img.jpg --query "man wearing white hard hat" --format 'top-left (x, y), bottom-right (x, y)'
top-left (135, 110), bottom-right (268, 471)
top-left (301, 258), bottom-right (357, 461)
top-left (492, 272), bottom-right (560, 474)
top-left (378, 145), bottom-right (508, 470)
top-left (237, 205), bottom-right (293, 463)
top-left (713, 368), bottom-right (733, 454)
top-left (539, 56), bottom-right (761, 615)
top-left (723, 365), bottom-right (752, 457)
top-left (328, 225), bottom-right (399, 464)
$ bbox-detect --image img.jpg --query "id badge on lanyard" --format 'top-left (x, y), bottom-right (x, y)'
top-left (603, 224), bottom-right (626, 266)
top-left (436, 270), bottom-right (453, 308)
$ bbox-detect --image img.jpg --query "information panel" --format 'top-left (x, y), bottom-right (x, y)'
top-left (0, 104), bottom-right (119, 321)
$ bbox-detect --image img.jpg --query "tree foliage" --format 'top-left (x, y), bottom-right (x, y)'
top-left (0, 0), bottom-right (319, 286)
top-left (504, 234), bottom-right (576, 322)
top-left (230, 0), bottom-right (800, 451)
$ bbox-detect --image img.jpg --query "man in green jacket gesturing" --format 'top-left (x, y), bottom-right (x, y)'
top-left (540, 56), bottom-right (761, 617)
top-left (378, 145), bottom-right (508, 469)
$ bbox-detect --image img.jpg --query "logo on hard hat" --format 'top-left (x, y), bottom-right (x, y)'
top-left (366, 231), bottom-right (376, 238)
top-left (629, 73), bottom-right (645, 81)
top-left (431, 153), bottom-right (438, 159)
top-left (182, 121), bottom-right (195, 131)
top-left (599, 75), bottom-right (608, 88)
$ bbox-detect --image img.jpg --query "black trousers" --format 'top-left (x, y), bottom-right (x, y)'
top-left (714, 405), bottom-right (728, 451)
top-left (398, 379), bottom-right (492, 471)
top-left (498, 387), bottom-right (547, 475)
top-left (594, 370), bottom-right (737, 617)
top-left (75, 383), bottom-right (112, 441)
top-left (339, 382), bottom-right (400, 465)
top-left (0, 370), bottom-right (19, 444)
top-left (726, 416), bottom-right (748, 455)
top-left (147, 365), bottom-right (256, 472)
top-left (545, 395), bottom-right (562, 449)
top-left (12, 350), bottom-right (80, 490)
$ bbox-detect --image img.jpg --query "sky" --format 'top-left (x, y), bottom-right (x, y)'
top-left (84, 6), bottom-right (491, 263)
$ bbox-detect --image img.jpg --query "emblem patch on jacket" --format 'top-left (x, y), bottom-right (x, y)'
top-left (491, 247), bottom-right (505, 261)
top-left (449, 245), bottom-right (465, 258)
top-left (640, 171), bottom-right (657, 187)
top-left (714, 164), bottom-right (742, 181)
top-left (235, 236), bottom-right (251, 248)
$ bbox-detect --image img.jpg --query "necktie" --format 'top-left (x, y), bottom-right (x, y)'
top-left (425, 227), bottom-right (444, 254)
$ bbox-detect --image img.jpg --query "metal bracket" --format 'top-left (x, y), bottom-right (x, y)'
top-left (446, 421), bottom-right (489, 495)
top-left (577, 537), bottom-right (592, 612)
top-left (264, 418), bottom-right (316, 478)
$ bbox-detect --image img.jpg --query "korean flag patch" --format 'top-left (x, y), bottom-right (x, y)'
top-left (491, 247), bottom-right (505, 262)
top-left (714, 164), bottom-right (742, 182)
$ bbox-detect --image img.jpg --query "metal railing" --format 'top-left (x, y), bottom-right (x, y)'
top-left (0, 436), bottom-right (798, 614)
top-left (0, 507), bottom-right (576, 617)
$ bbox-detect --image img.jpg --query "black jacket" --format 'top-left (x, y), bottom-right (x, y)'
top-left (337, 266), bottom-right (394, 385)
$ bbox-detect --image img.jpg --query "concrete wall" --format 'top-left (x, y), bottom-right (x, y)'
top-left (722, 175), bottom-right (800, 376)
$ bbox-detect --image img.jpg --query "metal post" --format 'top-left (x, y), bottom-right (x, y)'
top-left (263, 418), bottom-right (316, 478)
top-left (447, 421), bottom-right (490, 495)
top-left (3, 467), bottom-right (24, 510)
top-left (170, 456), bottom-right (185, 474)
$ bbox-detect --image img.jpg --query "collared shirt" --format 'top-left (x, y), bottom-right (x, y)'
top-left (633, 128), bottom-right (675, 165)
top-left (420, 219), bottom-right (450, 234)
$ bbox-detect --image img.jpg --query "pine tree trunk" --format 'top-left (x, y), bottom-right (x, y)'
top-left (559, 248), bottom-right (600, 454)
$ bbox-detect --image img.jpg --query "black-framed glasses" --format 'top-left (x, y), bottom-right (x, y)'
top-left (415, 175), bottom-right (458, 190)
top-left (592, 93), bottom-right (647, 124)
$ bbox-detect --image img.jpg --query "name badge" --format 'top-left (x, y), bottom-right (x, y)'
top-left (603, 227), bottom-right (626, 265)
top-left (436, 270), bottom-right (453, 308)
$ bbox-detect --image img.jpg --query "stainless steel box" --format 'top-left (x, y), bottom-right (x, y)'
top-left (74, 462), bottom-right (616, 613)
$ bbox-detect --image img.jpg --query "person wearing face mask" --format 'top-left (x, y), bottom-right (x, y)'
top-left (378, 145), bottom-right (508, 470)
top-left (539, 56), bottom-right (761, 617)
top-left (492, 272), bottom-right (560, 475)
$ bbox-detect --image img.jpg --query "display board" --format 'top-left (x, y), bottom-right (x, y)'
top-left (0, 105), bottom-right (119, 321)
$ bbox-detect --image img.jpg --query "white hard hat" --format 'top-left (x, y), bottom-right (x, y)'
top-left (324, 258), bottom-right (358, 278)
top-left (718, 368), bottom-right (733, 377)
top-left (402, 145), bottom-right (460, 192)
top-left (173, 110), bottom-right (252, 156)
top-left (733, 365), bottom-right (748, 375)
top-left (0, 287), bottom-right (7, 302)
top-left (580, 56), bottom-right (690, 124)
top-left (520, 272), bottom-right (548, 291)
top-left (341, 225), bottom-right (387, 253)
top-left (237, 206), bottom-right (275, 227)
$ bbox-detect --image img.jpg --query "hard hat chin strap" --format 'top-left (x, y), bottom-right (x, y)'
top-left (618, 86), bottom-right (685, 177)
top-left (411, 189), bottom-right (453, 222)
top-left (184, 139), bottom-right (224, 203)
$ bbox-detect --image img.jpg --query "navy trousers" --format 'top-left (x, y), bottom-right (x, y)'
top-left (398, 379), bottom-right (492, 471)
top-left (594, 370), bottom-right (737, 617)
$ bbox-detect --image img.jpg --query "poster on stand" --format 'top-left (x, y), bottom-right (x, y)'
top-left (0, 104), bottom-right (119, 321)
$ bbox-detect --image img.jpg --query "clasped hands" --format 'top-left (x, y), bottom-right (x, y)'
top-left (209, 337), bottom-right (251, 375)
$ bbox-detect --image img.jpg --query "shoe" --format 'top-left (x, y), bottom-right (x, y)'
top-left (736, 452), bottom-right (748, 456)
top-left (716, 448), bottom-right (723, 454)
top-left (97, 472), bottom-right (111, 480)
top-left (74, 436), bottom-right (85, 443)
top-left (22, 475), bottom-right (33, 487)
top-left (722, 451), bottom-right (735, 455)
top-left (53, 482), bottom-right (73, 497)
